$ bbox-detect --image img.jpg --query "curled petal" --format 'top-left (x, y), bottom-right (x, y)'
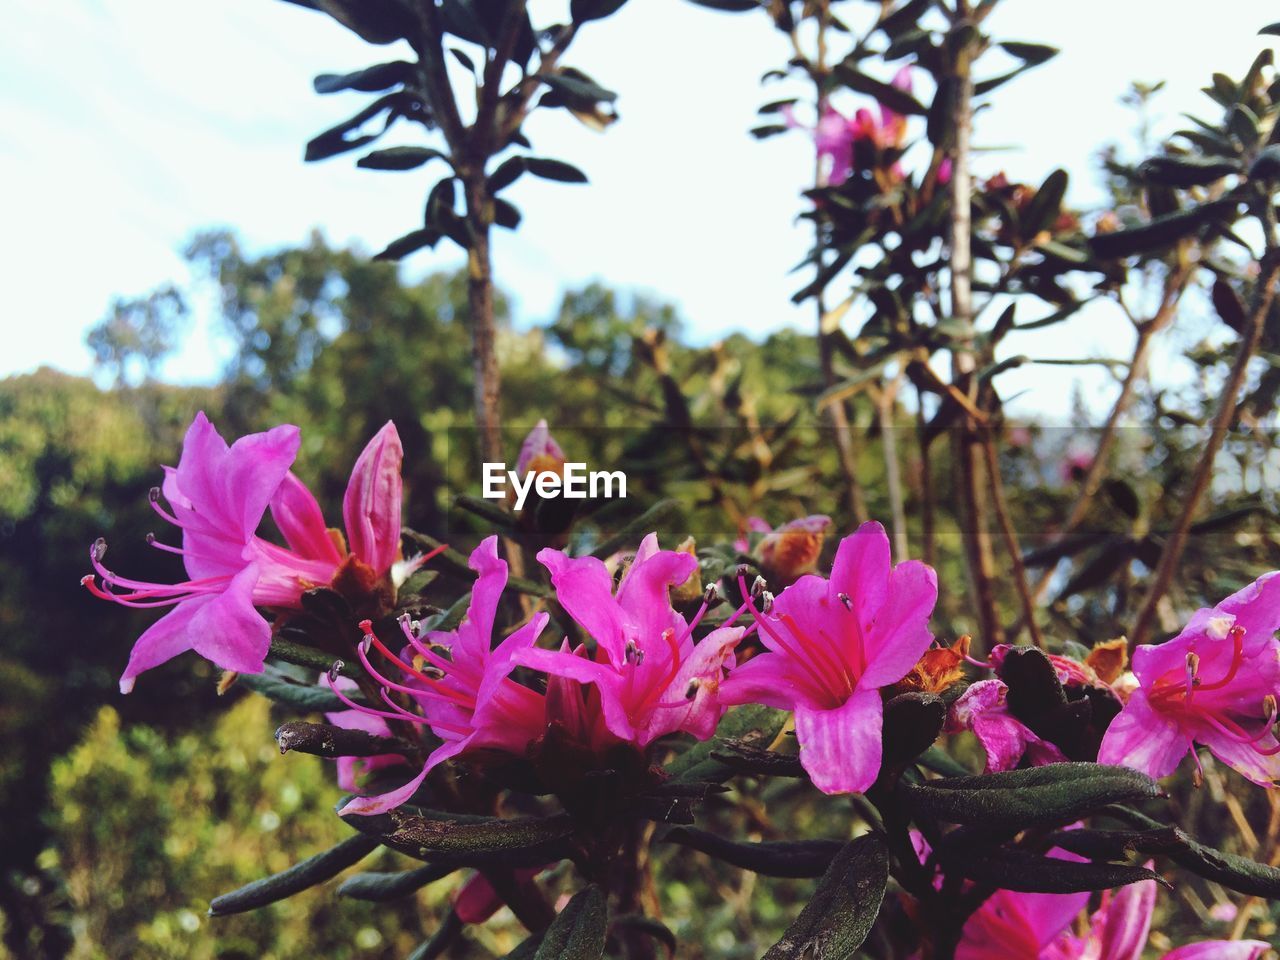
top-left (343, 421), bottom-right (403, 575)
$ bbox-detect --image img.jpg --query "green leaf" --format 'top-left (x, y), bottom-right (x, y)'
top-left (1088, 198), bottom-right (1239, 259)
top-left (542, 71), bottom-right (618, 104)
top-left (998, 41), bottom-right (1058, 65)
top-left (664, 828), bottom-right (841, 878)
top-left (267, 635), bottom-right (356, 677)
top-left (1105, 809), bottom-right (1280, 898)
top-left (943, 845), bottom-right (1161, 893)
top-left (494, 199), bottom-right (522, 229)
top-left (239, 670), bottom-right (354, 712)
top-left (357, 146), bottom-right (449, 171)
top-left (452, 493), bottom-right (518, 529)
top-left (1102, 478), bottom-right (1141, 520)
top-left (209, 834), bottom-right (379, 916)
top-left (686, 0), bottom-right (759, 10)
top-left (570, 0), bottom-right (630, 22)
top-left (407, 913), bottom-right (464, 960)
top-left (305, 93), bottom-right (403, 162)
top-left (439, 0), bottom-right (491, 45)
top-left (762, 834), bottom-right (888, 960)
top-left (525, 157), bottom-right (589, 183)
top-left (1261, 22), bottom-right (1280, 37)
top-left (382, 811), bottom-right (574, 859)
top-left (534, 886), bottom-right (607, 960)
top-left (488, 156), bottom-right (527, 192)
top-left (834, 65), bottom-right (927, 116)
top-left (337, 864), bottom-right (456, 901)
top-left (1023, 168), bottom-right (1068, 236)
top-left (313, 60), bottom-right (412, 94)
top-left (900, 764), bottom-right (1163, 828)
top-left (1138, 155), bottom-right (1240, 187)
top-left (306, 0), bottom-right (416, 44)
top-left (668, 703), bottom-right (789, 782)
top-left (374, 228), bottom-right (440, 261)
top-left (881, 692), bottom-right (946, 766)
top-left (751, 124), bottom-right (790, 139)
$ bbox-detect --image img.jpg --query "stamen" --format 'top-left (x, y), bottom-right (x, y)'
top-left (703, 582), bottom-right (721, 606)
top-left (751, 576), bottom-right (768, 599)
top-left (1185, 652), bottom-right (1200, 703)
top-left (625, 639), bottom-right (644, 665)
top-left (759, 590), bottom-right (775, 614)
top-left (837, 592), bottom-right (853, 611)
top-left (148, 486), bottom-right (161, 503)
top-left (329, 660), bottom-right (345, 684)
top-left (684, 678), bottom-right (701, 700)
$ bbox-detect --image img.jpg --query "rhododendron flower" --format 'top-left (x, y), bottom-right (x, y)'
top-left (452, 868), bottom-right (544, 925)
top-left (950, 678), bottom-right (1067, 772)
top-left (516, 419), bottom-right (566, 479)
top-left (514, 534), bottom-right (744, 747)
top-left (721, 520), bottom-right (938, 794)
top-left (756, 515), bottom-right (831, 585)
top-left (337, 537), bottom-right (550, 815)
top-left (85, 414), bottom-right (413, 693)
top-left (1098, 572), bottom-right (1280, 786)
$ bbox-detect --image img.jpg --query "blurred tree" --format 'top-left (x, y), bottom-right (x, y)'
top-left (85, 286), bottom-right (189, 388)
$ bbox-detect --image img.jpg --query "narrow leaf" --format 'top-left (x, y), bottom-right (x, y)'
top-left (534, 885), bottom-right (607, 960)
top-left (338, 863), bottom-right (456, 901)
top-left (209, 834), bottom-right (379, 916)
top-left (314, 60), bottom-right (411, 95)
top-left (525, 157), bottom-right (589, 183)
top-left (357, 147), bottom-right (448, 171)
top-left (664, 828), bottom-right (841, 878)
top-left (762, 834), bottom-right (889, 960)
top-left (834, 65), bottom-right (927, 116)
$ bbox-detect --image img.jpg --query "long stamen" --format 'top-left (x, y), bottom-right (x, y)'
top-left (1193, 627), bottom-right (1246, 693)
top-left (355, 638), bottom-right (475, 709)
top-left (737, 572), bottom-right (843, 703)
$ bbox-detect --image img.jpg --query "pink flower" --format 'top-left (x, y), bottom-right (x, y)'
top-left (85, 414), bottom-right (412, 692)
top-left (452, 868), bottom-right (544, 925)
top-left (756, 515), bottom-right (832, 585)
top-left (721, 521), bottom-right (938, 794)
top-left (337, 536), bottom-right (550, 815)
top-left (956, 886), bottom-right (1089, 959)
top-left (514, 534), bottom-right (744, 748)
top-left (949, 679), bottom-right (1068, 772)
top-left (516, 419), bottom-right (566, 478)
top-left (1042, 876), bottom-right (1268, 960)
top-left (1098, 573), bottom-right (1280, 786)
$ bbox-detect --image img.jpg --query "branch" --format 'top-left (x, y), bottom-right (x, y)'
top-left (1129, 254), bottom-right (1280, 647)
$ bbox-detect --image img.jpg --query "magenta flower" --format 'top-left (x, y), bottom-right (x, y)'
top-left (1098, 572), bottom-right (1280, 786)
top-left (513, 534), bottom-right (744, 748)
top-left (85, 414), bottom-right (412, 693)
top-left (949, 679), bottom-right (1067, 772)
top-left (337, 536), bottom-right (550, 815)
top-left (721, 520), bottom-right (938, 794)
top-left (737, 515), bottom-right (832, 586)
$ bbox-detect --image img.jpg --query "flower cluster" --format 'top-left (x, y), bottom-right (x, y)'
top-left (89, 414), bottom-right (1280, 954)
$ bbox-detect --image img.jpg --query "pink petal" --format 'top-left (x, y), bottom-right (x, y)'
top-left (342, 421), bottom-right (403, 574)
top-left (465, 536), bottom-right (506, 649)
top-left (1201, 727), bottom-right (1280, 787)
top-left (515, 419), bottom-right (564, 476)
top-left (1215, 570), bottom-right (1280, 654)
top-left (829, 521), bottom-right (892, 625)
top-left (1093, 879), bottom-right (1155, 960)
top-left (616, 540), bottom-right (697, 647)
top-left (859, 559), bottom-right (937, 688)
top-left (514, 646), bottom-right (634, 743)
top-left (794, 686), bottom-right (884, 794)
top-left (537, 548), bottom-right (627, 666)
top-left (718, 651), bottom-right (816, 710)
top-left (1162, 943), bottom-right (1270, 960)
top-left (271, 471), bottom-right (342, 563)
top-left (118, 593), bottom-right (206, 693)
top-left (1097, 689), bottom-right (1191, 779)
top-left (189, 562), bottom-right (272, 675)
top-left (338, 762), bottom-right (430, 816)
top-left (638, 625), bottom-right (743, 744)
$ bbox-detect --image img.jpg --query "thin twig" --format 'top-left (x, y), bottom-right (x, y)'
top-left (982, 430), bottom-right (1044, 648)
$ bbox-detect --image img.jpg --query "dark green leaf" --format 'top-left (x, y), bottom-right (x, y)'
top-left (998, 41), bottom-right (1058, 65)
top-left (307, 0), bottom-right (415, 44)
top-left (609, 915), bottom-right (676, 960)
top-left (337, 864), bottom-right (456, 901)
top-left (449, 47), bottom-right (476, 74)
top-left (305, 94), bottom-right (404, 162)
top-left (374, 228), bottom-right (441, 261)
top-left (686, 0), bottom-right (758, 10)
top-left (1102, 479), bottom-right (1141, 520)
top-left (407, 913), bottom-right (464, 960)
top-left (383, 810), bottom-right (574, 859)
top-left (570, 0), bottom-right (630, 22)
top-left (751, 124), bottom-right (790, 139)
top-left (834, 65), bottom-right (927, 116)
top-left (494, 198), bottom-right (522, 229)
top-left (1088, 198), bottom-right (1239, 259)
top-left (762, 834), bottom-right (888, 960)
top-left (882, 692), bottom-right (946, 766)
top-left (358, 146), bottom-right (448, 171)
top-left (668, 702), bottom-right (789, 782)
top-left (439, 0), bottom-right (491, 45)
top-left (534, 885), bottom-right (607, 960)
top-left (488, 156), bottom-right (527, 192)
top-left (1138, 155), bottom-right (1240, 187)
top-left (1261, 22), bottom-right (1280, 37)
top-left (542, 71), bottom-right (618, 104)
top-left (267, 635), bottom-right (356, 677)
top-left (664, 828), bottom-right (841, 878)
top-left (944, 846), bottom-right (1161, 893)
top-left (209, 834), bottom-right (378, 915)
top-left (900, 764), bottom-right (1163, 828)
top-left (525, 157), bottom-right (589, 183)
top-left (1023, 168), bottom-right (1069, 236)
top-left (314, 60), bottom-right (411, 94)
top-left (239, 670), bottom-right (353, 712)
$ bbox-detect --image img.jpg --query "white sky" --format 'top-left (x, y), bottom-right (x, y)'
top-left (2, 1), bottom-right (1277, 417)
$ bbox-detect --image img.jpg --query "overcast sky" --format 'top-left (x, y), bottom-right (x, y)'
top-left (3, 1), bottom-right (1277, 416)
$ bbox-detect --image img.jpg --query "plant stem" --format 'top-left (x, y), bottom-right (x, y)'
top-left (982, 430), bottom-right (1044, 648)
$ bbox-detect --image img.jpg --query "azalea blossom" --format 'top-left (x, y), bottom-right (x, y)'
top-left (84, 413), bottom-right (412, 692)
top-left (513, 534), bottom-right (744, 748)
top-left (515, 419), bottom-right (566, 479)
top-left (1098, 572), bottom-right (1280, 786)
top-left (720, 520), bottom-right (938, 794)
top-left (336, 536), bottom-right (550, 815)
top-left (950, 678), bottom-right (1067, 772)
top-left (736, 515), bottom-right (832, 585)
